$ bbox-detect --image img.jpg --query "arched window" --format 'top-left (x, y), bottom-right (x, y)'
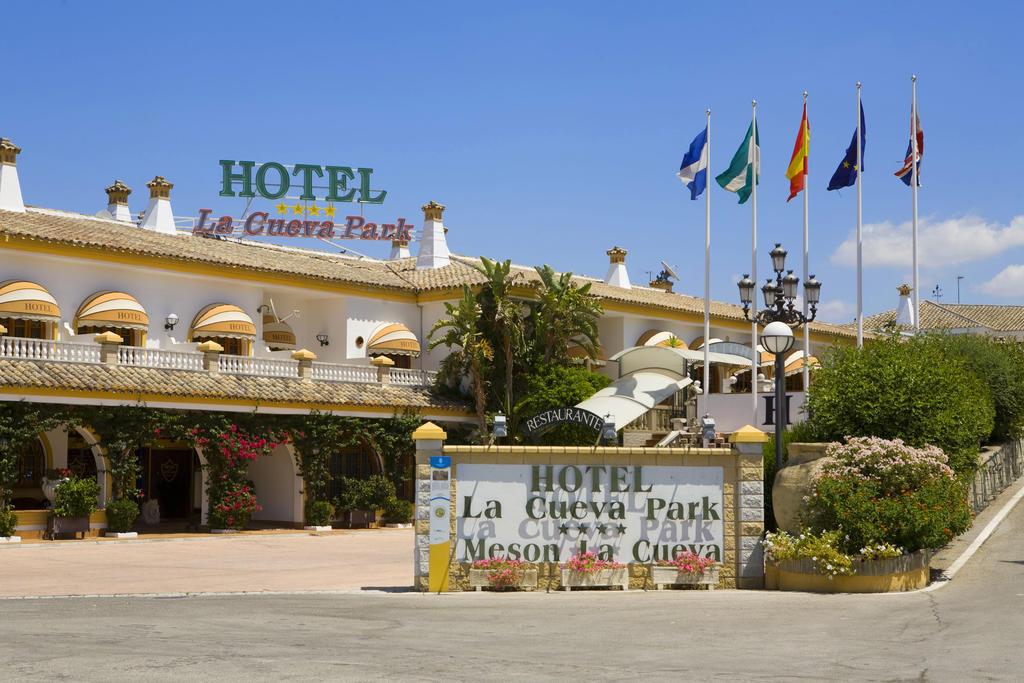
top-left (67, 435), bottom-right (98, 480)
top-left (16, 440), bottom-right (45, 487)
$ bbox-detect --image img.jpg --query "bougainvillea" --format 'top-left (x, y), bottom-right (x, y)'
top-left (562, 551), bottom-right (624, 574)
top-left (472, 557), bottom-right (529, 587)
top-left (655, 550), bottom-right (717, 575)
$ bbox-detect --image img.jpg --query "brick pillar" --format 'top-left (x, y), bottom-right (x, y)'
top-left (291, 348), bottom-right (317, 379)
top-left (412, 421), bottom-right (447, 591)
top-left (93, 331), bottom-right (123, 365)
top-left (730, 425), bottom-right (768, 589)
top-left (196, 340), bottom-right (223, 372)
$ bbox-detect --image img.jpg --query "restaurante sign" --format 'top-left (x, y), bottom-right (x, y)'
top-left (456, 464), bottom-right (723, 564)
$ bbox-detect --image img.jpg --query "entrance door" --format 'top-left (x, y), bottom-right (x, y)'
top-left (144, 449), bottom-right (193, 519)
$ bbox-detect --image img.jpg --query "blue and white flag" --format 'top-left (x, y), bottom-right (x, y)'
top-left (677, 126), bottom-right (709, 200)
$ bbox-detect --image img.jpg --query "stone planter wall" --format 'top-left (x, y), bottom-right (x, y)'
top-left (766, 550), bottom-right (932, 593)
top-left (468, 568), bottom-right (539, 591)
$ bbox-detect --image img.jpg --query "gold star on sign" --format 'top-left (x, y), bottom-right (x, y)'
top-left (292, 203), bottom-right (303, 215)
top-left (308, 203), bottom-right (320, 216)
top-left (324, 204), bottom-right (336, 218)
top-left (275, 202), bottom-right (288, 215)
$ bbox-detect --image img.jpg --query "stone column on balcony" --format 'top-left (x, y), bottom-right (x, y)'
top-left (197, 340), bottom-right (224, 372)
top-left (291, 348), bottom-right (317, 379)
top-left (372, 355), bottom-right (394, 384)
top-left (0, 323), bottom-right (7, 336)
top-left (94, 331), bottom-right (123, 365)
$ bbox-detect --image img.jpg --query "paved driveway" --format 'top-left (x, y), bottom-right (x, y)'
top-left (0, 529), bottom-right (412, 597)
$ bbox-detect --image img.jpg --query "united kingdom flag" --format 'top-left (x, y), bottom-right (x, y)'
top-left (894, 112), bottom-right (924, 186)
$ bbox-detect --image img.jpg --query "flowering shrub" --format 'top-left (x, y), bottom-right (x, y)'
top-left (806, 437), bottom-right (971, 553)
top-left (562, 551), bottom-right (625, 574)
top-left (763, 529), bottom-right (855, 579)
top-left (472, 557), bottom-right (529, 588)
top-left (209, 481), bottom-right (261, 530)
top-left (655, 551), bottom-right (717, 575)
top-left (858, 542), bottom-right (904, 560)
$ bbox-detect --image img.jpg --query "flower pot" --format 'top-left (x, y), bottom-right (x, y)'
top-left (650, 565), bottom-right (720, 590)
top-left (560, 567), bottom-right (629, 591)
top-left (468, 568), bottom-right (539, 592)
top-left (41, 477), bottom-right (68, 505)
top-left (46, 514), bottom-right (90, 540)
top-left (0, 536), bottom-right (21, 544)
top-left (772, 442), bottom-right (830, 534)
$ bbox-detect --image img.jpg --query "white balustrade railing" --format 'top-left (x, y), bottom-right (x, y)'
top-left (218, 354), bottom-right (300, 378)
top-left (390, 368), bottom-right (438, 387)
top-left (310, 362), bottom-right (378, 384)
top-left (0, 337), bottom-right (101, 364)
top-left (118, 346), bottom-right (205, 371)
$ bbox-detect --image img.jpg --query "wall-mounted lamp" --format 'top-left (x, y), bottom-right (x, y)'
top-left (256, 304), bottom-right (271, 315)
top-left (164, 313), bottom-right (179, 331)
top-left (601, 414), bottom-right (617, 443)
top-left (492, 413), bottom-right (508, 439)
top-left (316, 333), bottom-right (330, 347)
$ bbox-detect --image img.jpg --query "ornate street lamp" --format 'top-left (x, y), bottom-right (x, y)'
top-left (736, 243), bottom-right (822, 475)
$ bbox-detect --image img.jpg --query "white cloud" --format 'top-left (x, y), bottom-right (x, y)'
top-left (980, 265), bottom-right (1024, 297)
top-left (815, 299), bottom-right (853, 323)
top-left (831, 215), bottom-right (1024, 268)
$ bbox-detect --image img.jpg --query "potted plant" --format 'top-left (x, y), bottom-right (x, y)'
top-left (469, 557), bottom-right (538, 591)
top-left (381, 498), bottom-right (414, 528)
top-left (0, 505), bottom-right (19, 544)
top-left (48, 476), bottom-right (99, 539)
top-left (650, 551), bottom-right (720, 590)
top-left (41, 468), bottom-right (72, 506)
top-left (304, 499), bottom-right (334, 532)
top-left (104, 498), bottom-right (140, 538)
top-left (560, 551), bottom-right (628, 591)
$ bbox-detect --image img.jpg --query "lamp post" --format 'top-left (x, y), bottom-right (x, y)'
top-left (736, 243), bottom-right (821, 473)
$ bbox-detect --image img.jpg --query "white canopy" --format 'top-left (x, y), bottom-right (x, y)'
top-left (576, 371), bottom-right (693, 430)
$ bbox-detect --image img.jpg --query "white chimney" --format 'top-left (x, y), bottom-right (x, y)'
top-left (103, 180), bottom-right (133, 222)
top-left (416, 200), bottom-right (450, 269)
top-left (0, 138), bottom-right (25, 213)
top-left (390, 238), bottom-right (411, 260)
top-left (139, 176), bottom-right (177, 234)
top-left (894, 283), bottom-right (915, 327)
top-left (604, 246), bottom-right (631, 289)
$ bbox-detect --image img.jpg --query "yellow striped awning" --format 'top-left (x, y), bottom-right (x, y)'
top-left (0, 280), bottom-right (60, 321)
top-left (74, 291), bottom-right (149, 331)
top-left (636, 329), bottom-right (687, 349)
top-left (784, 354), bottom-right (820, 376)
top-left (262, 315), bottom-right (296, 350)
top-left (367, 323), bottom-right (421, 356)
top-left (190, 303), bottom-right (256, 340)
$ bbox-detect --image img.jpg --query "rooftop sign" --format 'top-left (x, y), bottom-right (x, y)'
top-left (219, 160), bottom-right (386, 204)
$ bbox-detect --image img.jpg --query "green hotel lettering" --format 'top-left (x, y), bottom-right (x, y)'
top-left (219, 160), bottom-right (387, 204)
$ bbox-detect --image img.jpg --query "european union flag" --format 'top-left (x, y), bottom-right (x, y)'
top-left (827, 103), bottom-right (866, 191)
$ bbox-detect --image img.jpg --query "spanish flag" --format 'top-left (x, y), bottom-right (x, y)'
top-left (785, 103), bottom-right (810, 201)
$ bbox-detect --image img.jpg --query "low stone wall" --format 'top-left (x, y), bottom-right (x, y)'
top-left (13, 509), bottom-right (108, 539)
top-left (412, 423), bottom-right (768, 592)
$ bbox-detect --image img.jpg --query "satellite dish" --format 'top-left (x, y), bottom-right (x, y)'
top-left (660, 261), bottom-right (680, 280)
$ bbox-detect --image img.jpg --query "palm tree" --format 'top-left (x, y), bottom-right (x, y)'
top-left (533, 265), bottom-right (603, 365)
top-left (474, 257), bottom-right (525, 421)
top-left (428, 286), bottom-right (493, 433)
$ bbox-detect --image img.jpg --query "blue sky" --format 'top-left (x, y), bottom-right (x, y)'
top-left (4, 1), bottom-right (1023, 320)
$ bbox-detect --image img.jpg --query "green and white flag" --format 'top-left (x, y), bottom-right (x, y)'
top-left (715, 122), bottom-right (760, 204)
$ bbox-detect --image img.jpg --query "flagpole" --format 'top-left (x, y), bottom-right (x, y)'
top-left (703, 108), bottom-right (711, 419)
top-left (750, 99), bottom-right (759, 422)
top-left (856, 82), bottom-right (864, 348)
top-left (911, 74), bottom-right (920, 332)
top-left (802, 91), bottom-right (811, 395)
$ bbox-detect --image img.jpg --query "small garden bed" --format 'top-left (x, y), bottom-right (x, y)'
top-left (650, 551), bottom-right (720, 590)
top-left (560, 552), bottom-right (628, 591)
top-left (469, 558), bottom-right (539, 591)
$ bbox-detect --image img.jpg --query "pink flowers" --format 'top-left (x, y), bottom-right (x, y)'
top-left (655, 551), bottom-right (717, 575)
top-left (819, 436), bottom-right (955, 490)
top-left (471, 556), bottom-right (528, 587)
top-left (563, 551), bottom-right (624, 574)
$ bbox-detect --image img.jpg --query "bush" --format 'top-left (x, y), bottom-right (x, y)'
top-left (514, 364), bottom-right (611, 445)
top-left (382, 498), bottom-right (414, 524)
top-left (938, 335), bottom-right (1024, 443)
top-left (804, 334), bottom-right (993, 474)
top-left (805, 437), bottom-right (971, 554)
top-left (208, 481), bottom-right (260, 530)
top-left (763, 529), bottom-right (855, 579)
top-left (335, 475), bottom-right (398, 512)
top-left (53, 477), bottom-right (99, 518)
top-left (305, 500), bottom-right (334, 527)
top-left (105, 499), bottom-right (139, 533)
top-left (0, 506), bottom-right (16, 537)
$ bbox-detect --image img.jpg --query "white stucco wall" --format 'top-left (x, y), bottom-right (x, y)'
top-left (248, 444), bottom-right (302, 524)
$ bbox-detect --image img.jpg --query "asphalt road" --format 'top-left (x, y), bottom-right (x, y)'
top-left (2, 502), bottom-right (1023, 682)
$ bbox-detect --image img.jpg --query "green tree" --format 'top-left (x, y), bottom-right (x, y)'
top-left (429, 286), bottom-right (494, 433)
top-left (532, 265), bottom-right (603, 366)
top-left (0, 402), bottom-right (65, 510)
top-left (474, 257), bottom-right (526, 420)
top-left (514, 365), bottom-right (611, 445)
top-left (937, 335), bottom-right (1024, 443)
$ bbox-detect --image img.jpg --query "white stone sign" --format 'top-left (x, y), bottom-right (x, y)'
top-left (456, 464), bottom-right (723, 564)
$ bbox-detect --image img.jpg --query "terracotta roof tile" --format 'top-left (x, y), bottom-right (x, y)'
top-left (863, 301), bottom-right (1024, 333)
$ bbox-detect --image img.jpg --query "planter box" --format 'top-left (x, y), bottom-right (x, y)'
top-left (210, 529), bottom-right (240, 535)
top-left (0, 536), bottom-right (21, 544)
top-left (651, 565), bottom-right (720, 590)
top-left (337, 509), bottom-right (377, 528)
top-left (304, 526), bottom-right (333, 532)
top-left (384, 523), bottom-right (412, 529)
top-left (46, 514), bottom-right (90, 540)
top-left (103, 531), bottom-right (138, 539)
top-left (560, 568), bottom-right (629, 591)
top-left (468, 568), bottom-right (539, 592)
top-left (768, 550), bottom-right (933, 593)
